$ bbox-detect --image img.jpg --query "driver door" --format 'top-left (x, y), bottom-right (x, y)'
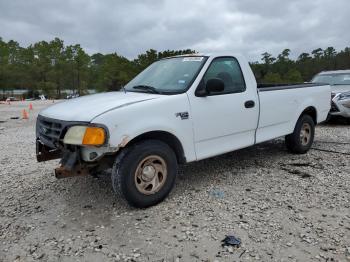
top-left (188, 57), bottom-right (259, 160)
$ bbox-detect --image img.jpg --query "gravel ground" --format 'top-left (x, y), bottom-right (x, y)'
top-left (0, 100), bottom-right (349, 262)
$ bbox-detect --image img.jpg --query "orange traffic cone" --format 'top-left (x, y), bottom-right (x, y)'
top-left (22, 109), bottom-right (29, 119)
top-left (29, 103), bottom-right (33, 110)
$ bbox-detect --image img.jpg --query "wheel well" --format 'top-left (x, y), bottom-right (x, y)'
top-left (301, 106), bottom-right (317, 124)
top-left (125, 131), bottom-right (186, 164)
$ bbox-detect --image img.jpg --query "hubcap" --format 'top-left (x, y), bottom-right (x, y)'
top-left (142, 165), bottom-right (156, 181)
top-left (300, 123), bottom-right (311, 146)
top-left (135, 155), bottom-right (167, 195)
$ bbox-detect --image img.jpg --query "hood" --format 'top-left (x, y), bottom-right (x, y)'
top-left (331, 85), bottom-right (350, 94)
top-left (39, 91), bottom-right (161, 122)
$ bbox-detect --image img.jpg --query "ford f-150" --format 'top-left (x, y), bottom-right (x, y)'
top-left (36, 54), bottom-right (331, 207)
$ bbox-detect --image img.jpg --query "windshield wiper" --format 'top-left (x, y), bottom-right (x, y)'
top-left (132, 85), bottom-right (160, 94)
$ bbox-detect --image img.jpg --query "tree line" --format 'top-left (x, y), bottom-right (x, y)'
top-left (0, 37), bottom-right (195, 98)
top-left (1, 36), bottom-right (349, 98)
top-left (251, 47), bottom-right (350, 83)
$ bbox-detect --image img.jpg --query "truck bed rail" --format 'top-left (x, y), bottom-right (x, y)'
top-left (258, 83), bottom-right (328, 92)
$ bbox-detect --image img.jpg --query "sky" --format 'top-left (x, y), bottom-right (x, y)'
top-left (0, 0), bottom-right (349, 62)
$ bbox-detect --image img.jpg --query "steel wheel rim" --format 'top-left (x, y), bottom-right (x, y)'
top-left (300, 123), bottom-right (311, 146)
top-left (134, 155), bottom-right (167, 195)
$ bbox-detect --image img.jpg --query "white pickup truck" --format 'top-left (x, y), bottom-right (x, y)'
top-left (36, 54), bottom-right (330, 207)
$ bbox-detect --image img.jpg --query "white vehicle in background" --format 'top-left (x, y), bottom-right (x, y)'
top-left (36, 54), bottom-right (331, 208)
top-left (312, 70), bottom-right (350, 118)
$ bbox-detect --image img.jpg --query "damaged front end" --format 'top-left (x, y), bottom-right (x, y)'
top-left (36, 139), bottom-right (62, 162)
top-left (36, 115), bottom-right (108, 179)
top-left (54, 149), bottom-right (93, 179)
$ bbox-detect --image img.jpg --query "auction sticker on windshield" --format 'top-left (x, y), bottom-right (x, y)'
top-left (183, 57), bottom-right (204, 62)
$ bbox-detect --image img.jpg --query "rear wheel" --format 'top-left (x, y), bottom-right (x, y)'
top-left (111, 140), bottom-right (178, 208)
top-left (285, 114), bottom-right (315, 154)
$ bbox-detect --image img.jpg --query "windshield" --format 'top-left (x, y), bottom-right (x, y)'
top-left (125, 56), bottom-right (207, 94)
top-left (312, 73), bottom-right (350, 85)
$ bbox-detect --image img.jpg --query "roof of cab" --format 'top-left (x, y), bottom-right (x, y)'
top-left (164, 53), bottom-right (245, 59)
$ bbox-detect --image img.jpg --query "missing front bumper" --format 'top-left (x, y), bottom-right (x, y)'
top-left (55, 148), bottom-right (96, 179)
top-left (36, 139), bottom-right (62, 162)
top-left (54, 165), bottom-right (90, 179)
top-left (37, 138), bottom-right (98, 179)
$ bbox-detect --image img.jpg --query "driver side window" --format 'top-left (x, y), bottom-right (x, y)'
top-left (202, 57), bottom-right (246, 95)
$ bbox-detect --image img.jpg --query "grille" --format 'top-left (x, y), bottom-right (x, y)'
top-left (37, 116), bottom-right (65, 148)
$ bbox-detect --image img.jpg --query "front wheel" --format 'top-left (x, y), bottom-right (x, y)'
top-left (285, 114), bottom-right (315, 154)
top-left (111, 140), bottom-right (178, 208)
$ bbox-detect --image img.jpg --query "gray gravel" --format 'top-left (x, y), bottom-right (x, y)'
top-left (0, 101), bottom-right (349, 262)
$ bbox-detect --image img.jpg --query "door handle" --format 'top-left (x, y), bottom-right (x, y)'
top-left (244, 100), bottom-right (255, 108)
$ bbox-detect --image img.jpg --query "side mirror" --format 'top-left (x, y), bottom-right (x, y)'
top-left (206, 78), bottom-right (224, 93)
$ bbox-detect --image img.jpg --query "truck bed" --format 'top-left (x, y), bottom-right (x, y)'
top-left (255, 82), bottom-right (330, 144)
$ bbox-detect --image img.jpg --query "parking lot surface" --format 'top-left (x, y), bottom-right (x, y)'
top-left (0, 100), bottom-right (349, 261)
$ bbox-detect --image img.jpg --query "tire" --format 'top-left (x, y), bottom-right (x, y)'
top-left (111, 139), bottom-right (178, 208)
top-left (285, 114), bottom-right (315, 154)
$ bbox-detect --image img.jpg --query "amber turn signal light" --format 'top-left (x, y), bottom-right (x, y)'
top-left (82, 127), bottom-right (105, 146)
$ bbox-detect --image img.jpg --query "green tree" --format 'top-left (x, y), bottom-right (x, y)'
top-left (335, 47), bottom-right (350, 69)
top-left (263, 72), bottom-right (283, 83)
top-left (134, 49), bottom-right (158, 71)
top-left (64, 44), bottom-right (90, 95)
top-left (277, 49), bottom-right (291, 62)
top-left (296, 53), bottom-right (313, 81)
top-left (97, 53), bottom-right (136, 91)
top-left (285, 69), bottom-right (303, 83)
top-left (274, 49), bottom-right (294, 80)
top-left (0, 38), bottom-right (10, 98)
top-left (32, 40), bottom-right (54, 96)
top-left (134, 49), bottom-right (196, 72)
top-left (297, 53), bottom-right (311, 62)
top-left (261, 52), bottom-right (276, 65)
top-left (88, 53), bottom-right (105, 90)
top-left (46, 38), bottom-right (65, 98)
top-left (323, 47), bottom-right (336, 58)
top-left (311, 48), bottom-right (323, 59)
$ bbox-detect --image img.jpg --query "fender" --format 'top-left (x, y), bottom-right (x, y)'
top-left (91, 93), bottom-right (197, 162)
top-left (291, 84), bottom-right (330, 127)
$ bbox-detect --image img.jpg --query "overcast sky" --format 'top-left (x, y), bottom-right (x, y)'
top-left (0, 0), bottom-right (349, 61)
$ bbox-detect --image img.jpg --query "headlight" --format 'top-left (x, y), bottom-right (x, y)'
top-left (338, 91), bottom-right (350, 101)
top-left (63, 126), bottom-right (106, 146)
